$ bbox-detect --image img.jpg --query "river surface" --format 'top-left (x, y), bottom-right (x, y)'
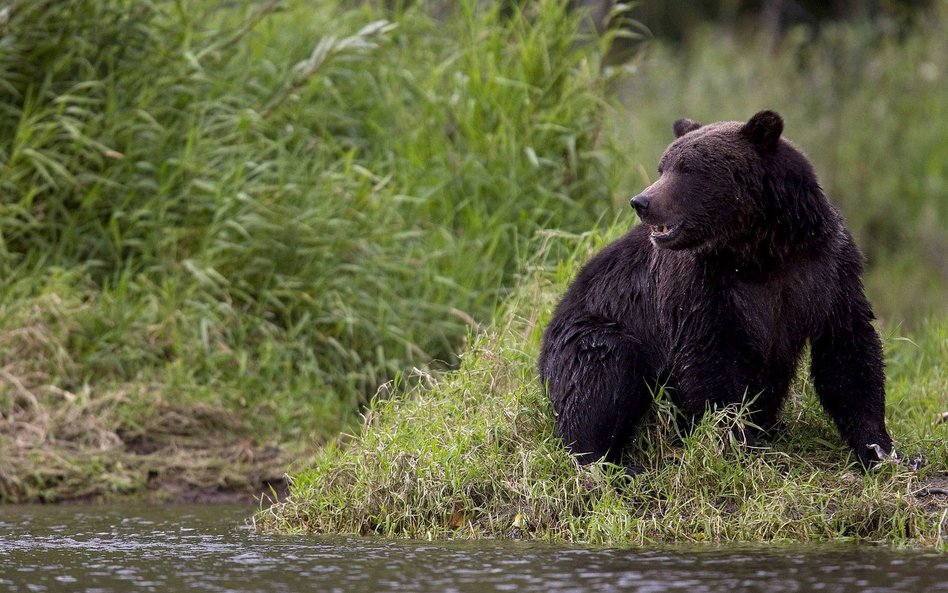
top-left (0, 504), bottom-right (946, 593)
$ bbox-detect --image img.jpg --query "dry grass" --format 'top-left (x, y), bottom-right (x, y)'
top-left (0, 294), bottom-right (289, 502)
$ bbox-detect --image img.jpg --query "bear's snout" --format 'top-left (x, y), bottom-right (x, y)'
top-left (630, 193), bottom-right (651, 216)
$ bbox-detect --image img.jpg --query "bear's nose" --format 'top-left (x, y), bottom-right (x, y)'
top-left (630, 193), bottom-right (651, 216)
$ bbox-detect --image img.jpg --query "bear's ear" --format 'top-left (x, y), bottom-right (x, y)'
top-left (741, 110), bottom-right (784, 152)
top-left (673, 118), bottom-right (702, 138)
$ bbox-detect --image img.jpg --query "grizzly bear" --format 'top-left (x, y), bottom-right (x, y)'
top-left (539, 110), bottom-right (893, 469)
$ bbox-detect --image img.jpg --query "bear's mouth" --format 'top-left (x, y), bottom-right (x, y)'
top-left (649, 223), bottom-right (679, 242)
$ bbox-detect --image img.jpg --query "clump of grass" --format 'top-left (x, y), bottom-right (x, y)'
top-left (257, 226), bottom-right (948, 547)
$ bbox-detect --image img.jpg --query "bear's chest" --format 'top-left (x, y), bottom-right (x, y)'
top-left (730, 280), bottom-right (787, 356)
top-left (728, 264), bottom-right (828, 358)
top-left (655, 259), bottom-right (826, 361)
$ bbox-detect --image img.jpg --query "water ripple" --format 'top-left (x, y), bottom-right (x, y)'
top-left (0, 505), bottom-right (945, 593)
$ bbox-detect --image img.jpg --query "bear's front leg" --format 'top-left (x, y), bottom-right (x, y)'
top-left (540, 317), bottom-right (654, 466)
top-left (810, 291), bottom-right (893, 469)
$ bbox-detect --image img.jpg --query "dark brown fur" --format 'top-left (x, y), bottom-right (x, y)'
top-left (539, 111), bottom-right (892, 469)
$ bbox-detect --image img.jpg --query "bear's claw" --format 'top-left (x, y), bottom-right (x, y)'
top-left (866, 443), bottom-right (899, 467)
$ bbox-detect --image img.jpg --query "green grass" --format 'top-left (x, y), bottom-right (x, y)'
top-left (257, 226), bottom-right (948, 547)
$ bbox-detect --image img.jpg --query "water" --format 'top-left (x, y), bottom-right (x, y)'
top-left (0, 504), bottom-right (945, 593)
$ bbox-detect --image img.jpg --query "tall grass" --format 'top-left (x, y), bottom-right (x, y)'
top-left (0, 0), bottom-right (625, 501)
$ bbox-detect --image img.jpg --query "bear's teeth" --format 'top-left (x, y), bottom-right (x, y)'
top-left (650, 225), bottom-right (671, 236)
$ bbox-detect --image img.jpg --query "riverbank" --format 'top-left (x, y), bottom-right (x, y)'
top-left (2, 0), bottom-right (945, 510)
top-left (0, 380), bottom-right (291, 503)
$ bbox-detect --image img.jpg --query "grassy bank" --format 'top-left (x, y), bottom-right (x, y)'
top-left (0, 0), bottom-right (622, 501)
top-left (257, 226), bottom-right (948, 547)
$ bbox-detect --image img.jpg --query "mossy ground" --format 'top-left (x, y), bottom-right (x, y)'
top-left (257, 228), bottom-right (947, 547)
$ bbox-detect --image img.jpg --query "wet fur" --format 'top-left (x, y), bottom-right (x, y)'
top-left (539, 111), bottom-right (891, 468)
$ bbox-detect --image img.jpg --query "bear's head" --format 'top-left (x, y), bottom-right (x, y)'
top-left (631, 110), bottom-right (800, 252)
